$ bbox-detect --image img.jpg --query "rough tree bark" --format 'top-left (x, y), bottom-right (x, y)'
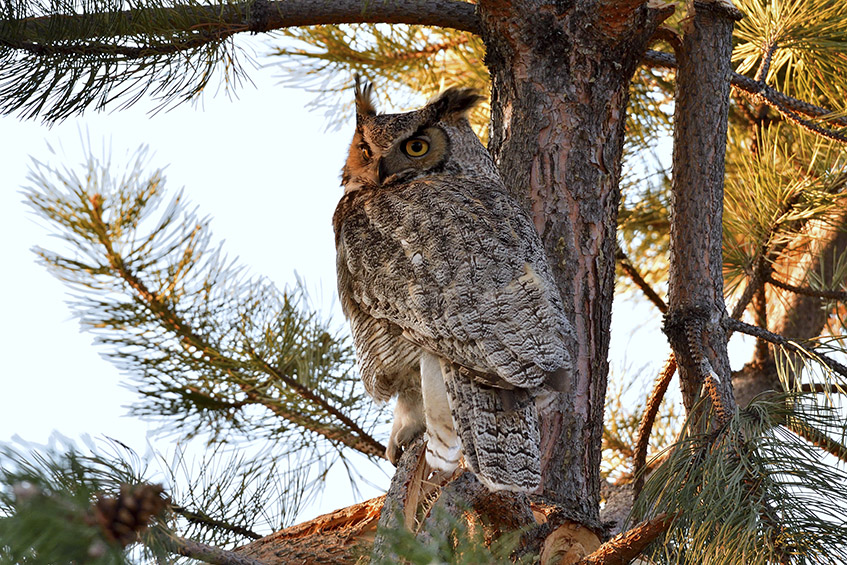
top-left (9, 0), bottom-right (847, 561)
top-left (663, 0), bottom-right (741, 419)
top-left (478, 0), bottom-right (671, 525)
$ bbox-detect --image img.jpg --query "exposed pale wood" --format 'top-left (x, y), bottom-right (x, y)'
top-left (235, 496), bottom-right (384, 564)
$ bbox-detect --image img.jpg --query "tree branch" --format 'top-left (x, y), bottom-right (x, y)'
top-left (85, 194), bottom-right (386, 459)
top-left (632, 354), bottom-right (676, 500)
top-left (1, 31), bottom-right (244, 59)
top-left (245, 345), bottom-right (387, 458)
top-left (729, 274), bottom-right (759, 322)
top-left (754, 40), bottom-right (777, 83)
top-left (5, 0), bottom-right (480, 47)
top-left (785, 420), bottom-right (847, 464)
top-left (722, 317), bottom-right (847, 379)
top-left (171, 505), bottom-right (262, 541)
top-left (801, 383), bottom-right (847, 395)
top-left (664, 0), bottom-right (740, 418)
top-left (576, 512), bottom-right (673, 565)
top-left (616, 246), bottom-right (668, 313)
top-left (643, 50), bottom-right (847, 129)
top-left (767, 275), bottom-right (847, 301)
top-left (234, 496), bottom-right (384, 563)
top-left (159, 533), bottom-right (267, 565)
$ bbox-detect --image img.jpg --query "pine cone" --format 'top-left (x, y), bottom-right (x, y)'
top-left (90, 483), bottom-right (169, 547)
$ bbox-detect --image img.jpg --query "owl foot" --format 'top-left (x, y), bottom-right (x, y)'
top-left (386, 389), bottom-right (426, 465)
top-left (386, 419), bottom-right (425, 465)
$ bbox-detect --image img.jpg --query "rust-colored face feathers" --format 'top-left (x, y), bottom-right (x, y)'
top-left (342, 78), bottom-right (495, 193)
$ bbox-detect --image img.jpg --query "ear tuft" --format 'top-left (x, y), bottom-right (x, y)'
top-left (354, 75), bottom-right (377, 117)
top-left (427, 87), bottom-right (485, 118)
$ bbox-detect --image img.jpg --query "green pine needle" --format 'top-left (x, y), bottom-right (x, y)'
top-left (634, 393), bottom-right (847, 564)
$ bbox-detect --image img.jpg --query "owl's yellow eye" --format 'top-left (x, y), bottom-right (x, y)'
top-left (403, 138), bottom-right (430, 157)
top-left (360, 144), bottom-right (372, 161)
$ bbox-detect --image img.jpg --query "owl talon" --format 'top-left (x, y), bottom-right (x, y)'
top-left (386, 425), bottom-right (424, 465)
top-left (386, 387), bottom-right (425, 466)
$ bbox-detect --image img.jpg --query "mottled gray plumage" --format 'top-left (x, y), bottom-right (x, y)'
top-left (333, 78), bottom-right (573, 492)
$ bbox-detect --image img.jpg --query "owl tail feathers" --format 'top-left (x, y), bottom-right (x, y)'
top-left (443, 364), bottom-right (542, 493)
top-left (424, 430), bottom-right (462, 472)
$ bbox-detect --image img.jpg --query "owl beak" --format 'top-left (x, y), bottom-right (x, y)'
top-left (376, 157), bottom-right (388, 185)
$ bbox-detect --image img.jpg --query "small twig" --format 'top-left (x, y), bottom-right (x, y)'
top-left (722, 317), bottom-right (847, 379)
top-left (170, 505), bottom-right (262, 541)
top-left (754, 40), bottom-right (778, 83)
top-left (729, 276), bottom-right (758, 323)
top-left (576, 512), bottom-right (674, 565)
top-left (632, 354), bottom-right (677, 500)
top-left (615, 246), bottom-right (668, 313)
top-left (785, 420), bottom-right (847, 464)
top-left (388, 35), bottom-right (471, 62)
top-left (158, 533), bottom-right (267, 565)
top-left (643, 50), bottom-right (847, 128)
top-left (767, 275), bottom-right (847, 301)
top-left (801, 383), bottom-right (847, 395)
top-left (751, 283), bottom-right (770, 363)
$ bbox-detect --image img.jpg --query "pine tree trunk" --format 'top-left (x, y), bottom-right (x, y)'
top-left (664, 0), bottom-right (742, 418)
top-left (477, 0), bottom-right (669, 524)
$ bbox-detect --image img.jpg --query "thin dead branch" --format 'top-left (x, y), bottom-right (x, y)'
top-left (616, 246), bottom-right (668, 313)
top-left (632, 354), bottom-right (677, 500)
top-left (722, 317), bottom-right (847, 379)
top-left (768, 275), bottom-right (847, 301)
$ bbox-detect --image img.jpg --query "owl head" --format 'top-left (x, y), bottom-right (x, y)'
top-left (341, 77), bottom-right (494, 193)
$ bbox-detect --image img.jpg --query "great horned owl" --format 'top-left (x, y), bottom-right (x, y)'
top-left (333, 78), bottom-right (573, 493)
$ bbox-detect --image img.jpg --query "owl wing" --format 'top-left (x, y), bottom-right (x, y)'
top-left (334, 175), bottom-right (572, 391)
top-left (336, 248), bottom-right (420, 401)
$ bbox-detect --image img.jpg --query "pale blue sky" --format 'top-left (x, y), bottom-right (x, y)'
top-left (0, 50), bottom-right (394, 522)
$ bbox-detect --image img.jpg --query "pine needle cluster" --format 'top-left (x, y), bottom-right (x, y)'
top-left (2, 0), bottom-right (847, 562)
top-left (0, 438), bottom-right (168, 564)
top-left (271, 23), bottom-right (489, 136)
top-left (20, 145), bottom-right (392, 540)
top-left (634, 393), bottom-right (847, 564)
top-left (0, 0), bottom-right (256, 121)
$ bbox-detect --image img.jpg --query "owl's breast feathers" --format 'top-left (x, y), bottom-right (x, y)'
top-left (334, 175), bottom-right (572, 396)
